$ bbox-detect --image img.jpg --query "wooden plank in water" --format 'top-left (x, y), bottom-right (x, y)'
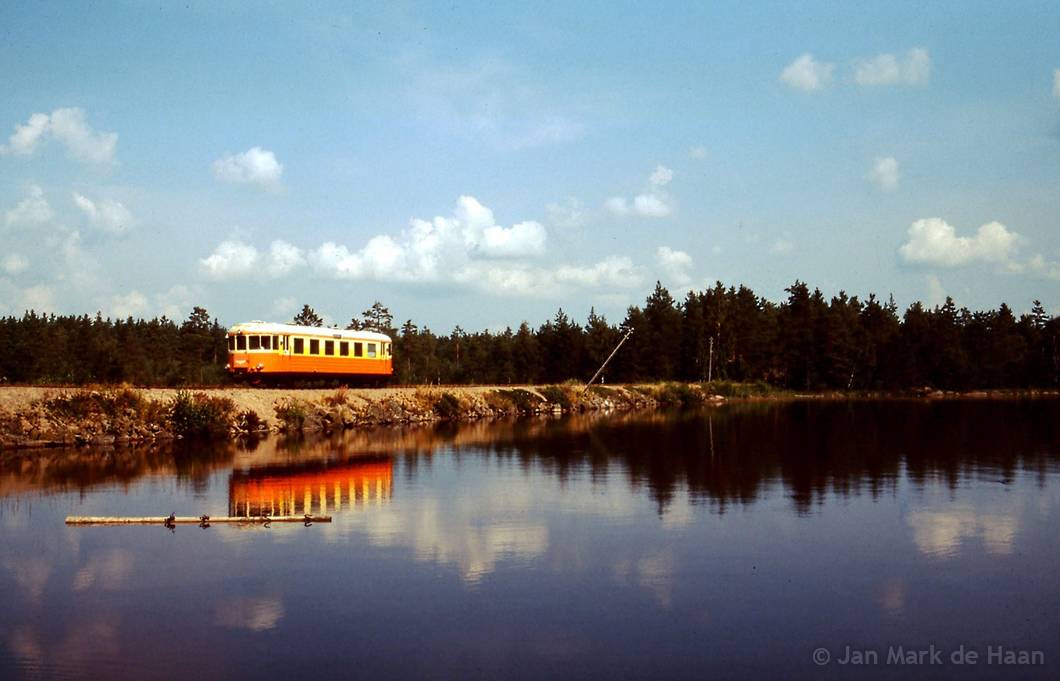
top-left (65, 515), bottom-right (331, 525)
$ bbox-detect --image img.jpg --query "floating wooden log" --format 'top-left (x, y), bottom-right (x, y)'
top-left (65, 515), bottom-right (331, 525)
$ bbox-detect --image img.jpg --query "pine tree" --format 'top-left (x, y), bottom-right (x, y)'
top-left (293, 304), bottom-right (324, 327)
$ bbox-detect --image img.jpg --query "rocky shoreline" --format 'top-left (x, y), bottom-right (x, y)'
top-left (0, 383), bottom-right (724, 452)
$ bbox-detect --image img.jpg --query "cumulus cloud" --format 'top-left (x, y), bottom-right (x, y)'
top-left (604, 197), bottom-right (630, 216)
top-left (199, 196), bottom-right (644, 297)
top-left (688, 145), bottom-right (707, 160)
top-left (73, 193), bottom-right (134, 234)
top-left (924, 275), bottom-right (947, 307)
top-left (48, 109), bottom-right (119, 163)
top-left (1, 109), bottom-right (118, 163)
top-left (108, 291), bottom-right (149, 319)
top-left (199, 239), bottom-right (260, 279)
top-left (899, 218), bottom-right (1020, 267)
top-left (545, 197), bottom-right (587, 229)
top-left (780, 53), bottom-right (835, 92)
top-left (632, 194), bottom-right (671, 217)
top-left (4, 185), bottom-right (54, 227)
top-left (265, 240), bottom-right (306, 277)
top-left (649, 165), bottom-right (674, 187)
top-left (854, 48), bottom-right (931, 87)
top-left (656, 246), bottom-right (692, 285)
top-left (212, 147), bottom-right (284, 189)
top-left (1, 113), bottom-right (50, 156)
top-left (869, 156), bottom-right (900, 191)
top-left (606, 167), bottom-right (675, 218)
top-left (2, 254), bottom-right (29, 275)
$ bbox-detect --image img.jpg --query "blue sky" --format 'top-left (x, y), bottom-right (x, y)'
top-left (2, 1), bottom-right (1058, 330)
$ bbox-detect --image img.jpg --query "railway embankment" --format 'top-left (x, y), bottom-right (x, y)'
top-left (0, 383), bottom-right (728, 452)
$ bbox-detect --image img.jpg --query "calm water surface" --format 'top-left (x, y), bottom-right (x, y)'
top-left (2, 401), bottom-right (1059, 680)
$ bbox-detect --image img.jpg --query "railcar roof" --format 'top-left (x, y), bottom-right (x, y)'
top-left (226, 321), bottom-right (391, 342)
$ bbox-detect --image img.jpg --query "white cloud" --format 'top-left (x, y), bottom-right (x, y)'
top-left (272, 296), bottom-right (298, 317)
top-left (48, 108), bottom-right (118, 163)
top-left (899, 218), bottom-right (1020, 267)
top-left (481, 220), bottom-right (547, 257)
top-left (2, 254), bottom-right (29, 275)
top-left (201, 195), bottom-right (644, 297)
top-left (854, 48), bottom-right (931, 87)
top-left (0, 108), bottom-right (116, 162)
top-left (266, 240), bottom-right (306, 277)
top-left (606, 168), bottom-right (675, 219)
top-left (199, 239), bottom-right (260, 279)
top-left (1, 113), bottom-right (50, 156)
top-left (108, 291), bottom-right (149, 319)
top-left (1054, 68), bottom-right (1060, 100)
top-left (649, 164), bottom-right (674, 187)
top-left (4, 185), bottom-right (53, 227)
top-left (73, 193), bottom-right (134, 234)
top-left (869, 156), bottom-right (900, 192)
top-left (21, 285), bottom-right (55, 312)
top-left (212, 147), bottom-right (284, 189)
top-left (688, 145), bottom-right (707, 160)
top-left (545, 197), bottom-right (587, 229)
top-left (632, 193), bottom-right (671, 217)
top-left (925, 275), bottom-right (947, 307)
top-left (656, 246), bottom-right (692, 285)
top-left (604, 196), bottom-right (629, 216)
top-left (780, 53), bottom-right (835, 92)
top-left (771, 239), bottom-right (794, 255)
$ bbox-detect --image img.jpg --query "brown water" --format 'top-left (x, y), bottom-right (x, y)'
top-left (1, 400), bottom-right (1058, 680)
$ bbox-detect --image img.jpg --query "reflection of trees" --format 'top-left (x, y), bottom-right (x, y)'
top-left (4, 400), bottom-right (1058, 515)
top-left (0, 440), bottom-right (238, 498)
top-left (437, 401), bottom-right (1060, 514)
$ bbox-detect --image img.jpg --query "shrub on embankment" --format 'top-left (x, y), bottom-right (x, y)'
top-left (0, 382), bottom-right (732, 449)
top-left (0, 387), bottom-right (267, 449)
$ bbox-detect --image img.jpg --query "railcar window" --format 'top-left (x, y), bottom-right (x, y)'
top-left (367, 343), bottom-right (377, 358)
top-left (261, 336), bottom-right (271, 350)
top-left (227, 337), bottom-right (234, 351)
top-left (273, 335), bottom-right (280, 350)
top-left (340, 341), bottom-right (349, 357)
top-left (293, 338), bottom-right (304, 354)
top-left (354, 342), bottom-right (363, 357)
top-left (237, 335), bottom-right (246, 351)
top-left (310, 339), bottom-right (320, 355)
top-left (249, 336), bottom-right (261, 350)
top-left (386, 343), bottom-right (392, 357)
top-left (325, 340), bottom-right (334, 356)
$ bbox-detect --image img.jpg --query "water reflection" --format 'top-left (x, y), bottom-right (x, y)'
top-left (228, 457), bottom-right (392, 517)
top-left (1, 400), bottom-right (1059, 680)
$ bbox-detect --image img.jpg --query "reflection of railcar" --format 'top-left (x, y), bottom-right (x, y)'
top-left (226, 321), bottom-right (392, 382)
top-left (228, 457), bottom-right (393, 517)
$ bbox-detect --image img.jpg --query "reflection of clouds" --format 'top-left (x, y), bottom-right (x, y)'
top-left (613, 550), bottom-right (676, 609)
top-left (72, 549), bottom-right (134, 591)
top-left (7, 616), bottom-right (121, 675)
top-left (215, 596), bottom-right (285, 631)
top-left (3, 555), bottom-right (51, 603)
top-left (906, 505), bottom-right (1018, 558)
top-left (7, 625), bottom-right (43, 669)
top-left (877, 578), bottom-right (906, 616)
top-left (347, 471), bottom-right (555, 582)
top-left (358, 498), bottom-right (549, 582)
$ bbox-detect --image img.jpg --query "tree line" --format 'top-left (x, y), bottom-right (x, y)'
top-left (1, 281), bottom-right (1057, 389)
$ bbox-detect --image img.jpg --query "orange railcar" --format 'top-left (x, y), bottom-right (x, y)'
top-left (226, 321), bottom-right (393, 381)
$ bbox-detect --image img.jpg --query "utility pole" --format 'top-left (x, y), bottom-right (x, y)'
top-left (707, 336), bottom-right (714, 383)
top-left (582, 327), bottom-right (634, 394)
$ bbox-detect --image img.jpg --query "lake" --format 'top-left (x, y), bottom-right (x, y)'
top-left (2, 400), bottom-right (1058, 680)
